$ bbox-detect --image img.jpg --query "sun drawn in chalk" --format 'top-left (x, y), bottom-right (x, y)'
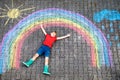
top-left (0, 0), bottom-right (35, 25)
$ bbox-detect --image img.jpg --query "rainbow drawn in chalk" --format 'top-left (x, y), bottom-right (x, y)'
top-left (0, 8), bottom-right (112, 74)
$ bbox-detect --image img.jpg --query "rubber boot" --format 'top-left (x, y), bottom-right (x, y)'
top-left (22, 59), bottom-right (34, 67)
top-left (43, 65), bottom-right (50, 75)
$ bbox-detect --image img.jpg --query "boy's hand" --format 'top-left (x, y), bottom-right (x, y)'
top-left (67, 34), bottom-right (71, 37)
top-left (40, 24), bottom-right (47, 35)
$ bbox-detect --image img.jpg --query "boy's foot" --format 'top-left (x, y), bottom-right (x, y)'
top-left (22, 59), bottom-right (34, 67)
top-left (22, 62), bottom-right (29, 67)
top-left (43, 65), bottom-right (51, 75)
top-left (43, 71), bottom-right (51, 75)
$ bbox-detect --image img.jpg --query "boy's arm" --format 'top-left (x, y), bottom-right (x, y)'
top-left (40, 25), bottom-right (47, 35)
top-left (57, 34), bottom-right (71, 40)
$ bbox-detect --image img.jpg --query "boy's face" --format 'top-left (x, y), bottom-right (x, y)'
top-left (50, 32), bottom-right (56, 37)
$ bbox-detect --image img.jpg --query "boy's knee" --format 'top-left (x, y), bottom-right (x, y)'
top-left (45, 57), bottom-right (49, 59)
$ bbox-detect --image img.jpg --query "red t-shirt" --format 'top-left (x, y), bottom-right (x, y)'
top-left (43, 34), bottom-right (57, 48)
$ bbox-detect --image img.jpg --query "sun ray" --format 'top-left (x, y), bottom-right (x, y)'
top-left (5, 18), bottom-right (10, 25)
top-left (0, 15), bottom-right (7, 18)
top-left (5, 4), bottom-right (10, 10)
top-left (20, 7), bottom-right (35, 12)
top-left (12, 0), bottom-right (14, 8)
top-left (1, 12), bottom-right (7, 15)
top-left (17, 4), bottom-right (23, 9)
top-left (1, 11), bottom-right (7, 14)
top-left (0, 8), bottom-right (7, 11)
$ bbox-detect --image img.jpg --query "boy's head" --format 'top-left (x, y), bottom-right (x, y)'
top-left (50, 31), bottom-right (57, 37)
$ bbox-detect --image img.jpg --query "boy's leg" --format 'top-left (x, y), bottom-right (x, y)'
top-left (32, 53), bottom-right (39, 60)
top-left (22, 53), bottom-right (39, 67)
top-left (23, 45), bottom-right (44, 67)
top-left (43, 46), bottom-right (51, 75)
top-left (45, 57), bottom-right (49, 65)
top-left (43, 47), bottom-right (51, 75)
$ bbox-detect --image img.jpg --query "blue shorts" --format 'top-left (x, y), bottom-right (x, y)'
top-left (37, 44), bottom-right (51, 57)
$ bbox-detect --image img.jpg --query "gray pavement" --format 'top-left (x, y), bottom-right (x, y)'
top-left (0, 0), bottom-right (120, 80)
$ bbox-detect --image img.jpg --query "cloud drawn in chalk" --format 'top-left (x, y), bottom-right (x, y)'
top-left (93, 9), bottom-right (120, 22)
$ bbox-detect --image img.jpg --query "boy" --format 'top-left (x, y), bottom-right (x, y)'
top-left (23, 25), bottom-right (70, 75)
